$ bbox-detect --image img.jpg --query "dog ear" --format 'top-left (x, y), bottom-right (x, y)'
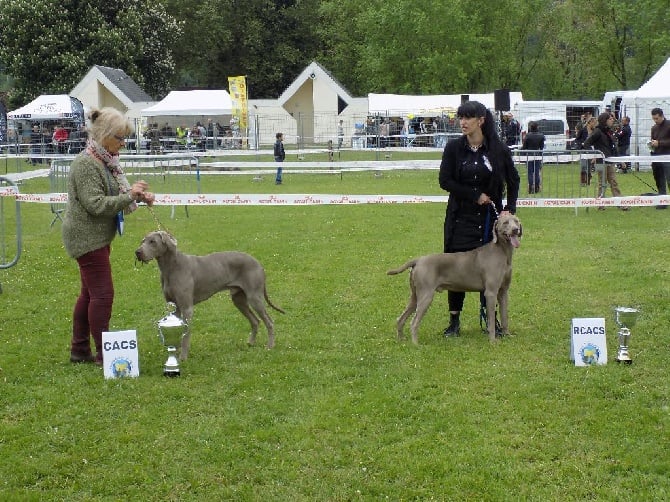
top-left (492, 219), bottom-right (499, 244)
top-left (160, 231), bottom-right (177, 249)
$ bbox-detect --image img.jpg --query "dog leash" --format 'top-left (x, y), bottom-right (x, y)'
top-left (146, 205), bottom-right (171, 235)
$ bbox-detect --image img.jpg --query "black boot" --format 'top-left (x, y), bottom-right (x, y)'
top-left (443, 313), bottom-right (461, 337)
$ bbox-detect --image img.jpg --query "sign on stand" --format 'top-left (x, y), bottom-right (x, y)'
top-left (102, 330), bottom-right (140, 379)
top-left (570, 318), bottom-right (607, 366)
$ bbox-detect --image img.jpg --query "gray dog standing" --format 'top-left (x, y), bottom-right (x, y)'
top-left (387, 213), bottom-right (522, 344)
top-left (135, 231), bottom-right (284, 358)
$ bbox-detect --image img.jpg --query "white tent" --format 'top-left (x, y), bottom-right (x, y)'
top-left (8, 94), bottom-right (84, 121)
top-left (141, 90), bottom-right (233, 116)
top-left (620, 57), bottom-right (670, 157)
top-left (368, 92), bottom-right (524, 116)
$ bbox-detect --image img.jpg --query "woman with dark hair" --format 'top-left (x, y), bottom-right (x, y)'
top-left (438, 100), bottom-right (520, 337)
top-left (583, 112), bottom-right (627, 210)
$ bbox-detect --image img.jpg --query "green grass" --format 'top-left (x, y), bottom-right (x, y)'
top-left (1, 160), bottom-right (669, 501)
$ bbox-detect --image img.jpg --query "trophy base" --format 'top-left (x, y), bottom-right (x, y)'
top-left (615, 358), bottom-right (633, 365)
top-left (163, 352), bottom-right (181, 377)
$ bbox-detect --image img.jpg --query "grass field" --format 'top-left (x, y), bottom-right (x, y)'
top-left (1, 154), bottom-right (669, 500)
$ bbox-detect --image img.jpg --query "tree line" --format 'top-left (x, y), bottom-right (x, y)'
top-left (1, 0), bottom-right (668, 109)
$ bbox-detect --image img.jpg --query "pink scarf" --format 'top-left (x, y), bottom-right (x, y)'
top-left (86, 139), bottom-right (137, 213)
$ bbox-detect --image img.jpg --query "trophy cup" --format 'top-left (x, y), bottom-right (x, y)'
top-left (613, 306), bottom-right (639, 364)
top-left (157, 303), bottom-right (187, 377)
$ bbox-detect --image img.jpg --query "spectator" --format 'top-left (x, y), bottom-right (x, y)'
top-left (614, 116), bottom-right (632, 173)
top-left (650, 107), bottom-right (670, 209)
top-left (145, 123), bottom-right (161, 154)
top-left (62, 107), bottom-right (155, 365)
top-left (176, 124), bottom-right (188, 148)
top-left (337, 119), bottom-right (344, 149)
top-left (53, 124), bottom-right (69, 154)
top-left (274, 132), bottom-right (285, 185)
top-left (501, 112), bottom-right (520, 147)
top-left (30, 124), bottom-right (43, 165)
top-left (521, 121), bottom-right (545, 193)
top-left (579, 116), bottom-right (597, 185)
top-left (438, 100), bottom-right (520, 337)
top-left (69, 124), bottom-right (88, 154)
top-left (583, 112), bottom-right (628, 210)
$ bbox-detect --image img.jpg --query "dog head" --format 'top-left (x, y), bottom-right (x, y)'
top-left (135, 231), bottom-right (177, 263)
top-left (492, 213), bottom-right (522, 248)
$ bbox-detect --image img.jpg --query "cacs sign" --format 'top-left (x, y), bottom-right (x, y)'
top-left (570, 318), bottom-right (607, 366)
top-left (102, 330), bottom-right (140, 379)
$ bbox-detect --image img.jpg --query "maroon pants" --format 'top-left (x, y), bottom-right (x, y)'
top-left (71, 246), bottom-right (114, 361)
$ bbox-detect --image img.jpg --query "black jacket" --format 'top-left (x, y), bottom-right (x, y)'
top-left (439, 135), bottom-right (520, 214)
top-left (273, 140), bottom-right (285, 161)
top-left (651, 118), bottom-right (670, 155)
top-left (522, 132), bottom-right (545, 151)
top-left (583, 125), bottom-right (617, 158)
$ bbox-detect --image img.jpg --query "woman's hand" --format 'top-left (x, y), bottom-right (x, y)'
top-left (142, 191), bottom-right (155, 207)
top-left (477, 193), bottom-right (491, 205)
top-left (130, 180), bottom-right (149, 202)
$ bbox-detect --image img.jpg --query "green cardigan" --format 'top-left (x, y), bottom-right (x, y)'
top-left (62, 153), bottom-right (135, 259)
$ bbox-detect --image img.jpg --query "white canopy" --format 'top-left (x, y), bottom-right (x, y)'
top-left (619, 56), bottom-right (670, 156)
top-left (636, 57), bottom-right (670, 98)
top-left (368, 92), bottom-right (524, 116)
top-left (141, 90), bottom-right (233, 116)
top-left (8, 94), bottom-right (83, 120)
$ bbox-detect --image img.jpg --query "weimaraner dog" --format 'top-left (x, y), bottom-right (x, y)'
top-left (135, 231), bottom-right (284, 358)
top-left (387, 213), bottom-right (522, 344)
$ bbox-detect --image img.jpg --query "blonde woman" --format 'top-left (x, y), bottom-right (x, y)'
top-left (62, 107), bottom-right (155, 364)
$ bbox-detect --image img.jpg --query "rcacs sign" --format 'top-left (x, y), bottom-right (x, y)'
top-left (102, 330), bottom-right (140, 379)
top-left (570, 318), bottom-right (608, 366)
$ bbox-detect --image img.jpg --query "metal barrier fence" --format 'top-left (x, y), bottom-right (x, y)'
top-left (0, 176), bottom-right (22, 293)
top-left (47, 154), bottom-right (202, 222)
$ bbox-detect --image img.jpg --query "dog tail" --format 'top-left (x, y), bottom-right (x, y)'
top-left (264, 287), bottom-right (286, 314)
top-left (386, 259), bottom-right (417, 276)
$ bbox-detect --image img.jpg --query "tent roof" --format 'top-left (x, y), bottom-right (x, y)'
top-left (368, 92), bottom-right (524, 116)
top-left (141, 90), bottom-right (233, 116)
top-left (8, 94), bottom-right (80, 120)
top-left (636, 57), bottom-right (670, 98)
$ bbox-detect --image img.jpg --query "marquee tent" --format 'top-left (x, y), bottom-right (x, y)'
top-left (141, 90), bottom-right (233, 117)
top-left (8, 94), bottom-right (84, 121)
top-left (620, 56), bottom-right (670, 156)
top-left (368, 92), bottom-right (524, 116)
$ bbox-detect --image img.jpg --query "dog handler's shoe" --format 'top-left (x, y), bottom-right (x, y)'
top-left (70, 352), bottom-right (95, 363)
top-left (443, 314), bottom-right (460, 337)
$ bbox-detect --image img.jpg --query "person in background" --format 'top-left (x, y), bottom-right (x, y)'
top-left (650, 107), bottom-right (670, 209)
top-left (53, 124), bottom-right (69, 154)
top-left (501, 112), bottom-right (520, 147)
top-left (583, 112), bottom-right (628, 211)
top-left (578, 116), bottom-right (597, 185)
top-left (614, 116), bottom-right (632, 173)
top-left (62, 107), bottom-right (155, 365)
top-left (30, 124), bottom-right (43, 165)
top-left (337, 119), bottom-right (344, 149)
top-left (521, 120), bottom-right (545, 193)
top-left (439, 100), bottom-right (520, 337)
top-left (274, 132), bottom-right (285, 185)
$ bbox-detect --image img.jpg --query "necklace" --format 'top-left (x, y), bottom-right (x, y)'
top-left (468, 142), bottom-right (482, 152)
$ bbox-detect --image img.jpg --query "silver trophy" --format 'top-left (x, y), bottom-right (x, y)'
top-left (613, 306), bottom-right (639, 364)
top-left (157, 303), bottom-right (187, 377)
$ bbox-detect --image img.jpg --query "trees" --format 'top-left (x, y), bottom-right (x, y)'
top-left (1, 0), bottom-right (669, 107)
top-left (0, 0), bottom-right (180, 107)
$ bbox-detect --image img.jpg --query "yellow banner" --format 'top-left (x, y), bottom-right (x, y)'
top-left (228, 76), bottom-right (248, 130)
